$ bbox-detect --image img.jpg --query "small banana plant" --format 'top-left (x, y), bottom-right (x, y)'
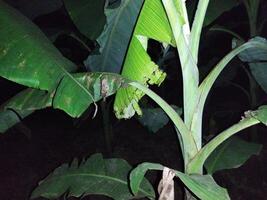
top-left (0, 0), bottom-right (267, 199)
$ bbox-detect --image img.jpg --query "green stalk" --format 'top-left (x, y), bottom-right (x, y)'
top-left (162, 0), bottom-right (200, 150)
top-left (187, 117), bottom-right (260, 174)
top-left (190, 0), bottom-right (210, 63)
top-left (129, 81), bottom-right (198, 163)
top-left (190, 40), bottom-right (267, 149)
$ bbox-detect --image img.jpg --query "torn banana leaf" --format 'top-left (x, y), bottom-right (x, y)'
top-left (113, 0), bottom-right (176, 119)
top-left (53, 72), bottom-right (127, 117)
top-left (31, 154), bottom-right (155, 200)
top-left (0, 72), bottom-right (128, 133)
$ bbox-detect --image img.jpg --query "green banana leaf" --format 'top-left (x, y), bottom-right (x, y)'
top-left (0, 88), bottom-right (53, 133)
top-left (4, 0), bottom-right (62, 19)
top-left (0, 2), bottom-right (129, 132)
top-left (0, 1), bottom-right (76, 91)
top-left (204, 136), bottom-right (262, 174)
top-left (84, 0), bottom-right (144, 73)
top-left (0, 72), bottom-right (129, 132)
top-left (63, 0), bottom-right (106, 40)
top-left (233, 37), bottom-right (267, 94)
top-left (52, 72), bottom-right (126, 117)
top-left (114, 0), bottom-right (176, 119)
top-left (130, 162), bottom-right (230, 200)
top-left (138, 106), bottom-right (182, 133)
top-left (31, 153), bottom-right (155, 200)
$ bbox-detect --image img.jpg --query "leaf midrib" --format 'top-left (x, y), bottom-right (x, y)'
top-left (41, 172), bottom-right (151, 196)
top-left (100, 0), bottom-right (132, 71)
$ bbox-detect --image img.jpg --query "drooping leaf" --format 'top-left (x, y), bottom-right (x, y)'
top-left (114, 0), bottom-right (176, 119)
top-left (4, 0), bottom-right (62, 19)
top-left (204, 136), bottom-right (262, 174)
top-left (84, 0), bottom-right (144, 73)
top-left (63, 0), bottom-right (106, 40)
top-left (130, 162), bottom-right (230, 200)
top-left (233, 37), bottom-right (267, 93)
top-left (0, 89), bottom-right (53, 133)
top-left (31, 154), bottom-right (155, 200)
top-left (52, 72), bottom-right (127, 117)
top-left (138, 106), bottom-right (182, 133)
top-left (0, 1), bottom-right (76, 91)
top-left (0, 72), bottom-right (128, 132)
top-left (0, 2), bottom-right (129, 119)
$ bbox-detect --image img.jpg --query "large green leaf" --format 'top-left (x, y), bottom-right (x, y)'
top-left (63, 0), bottom-right (106, 40)
top-left (52, 72), bottom-right (126, 117)
top-left (0, 2), bottom-right (129, 118)
top-left (204, 136), bottom-right (262, 174)
top-left (0, 0), bottom-right (79, 130)
top-left (114, 0), bottom-right (176, 119)
top-left (130, 162), bottom-right (230, 200)
top-left (84, 0), bottom-right (144, 73)
top-left (31, 154), bottom-right (155, 200)
top-left (0, 89), bottom-right (52, 133)
top-left (0, 72), bottom-right (127, 132)
top-left (233, 37), bottom-right (267, 93)
top-left (4, 0), bottom-right (62, 19)
top-left (138, 106), bottom-right (182, 133)
top-left (0, 1), bottom-right (76, 91)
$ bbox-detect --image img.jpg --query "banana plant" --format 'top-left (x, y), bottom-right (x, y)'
top-left (1, 0), bottom-right (267, 200)
top-left (112, 0), bottom-right (267, 199)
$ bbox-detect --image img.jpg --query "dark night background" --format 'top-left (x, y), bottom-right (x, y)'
top-left (1, 0), bottom-right (267, 200)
